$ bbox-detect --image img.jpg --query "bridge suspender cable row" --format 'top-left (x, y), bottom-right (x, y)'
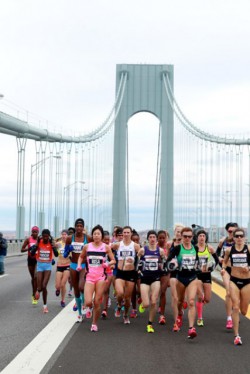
top-left (0, 64), bottom-right (250, 239)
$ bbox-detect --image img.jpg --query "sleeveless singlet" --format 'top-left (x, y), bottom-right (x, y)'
top-left (220, 238), bottom-right (234, 258)
top-left (198, 245), bottom-right (211, 269)
top-left (140, 246), bottom-right (161, 277)
top-left (117, 240), bottom-right (136, 263)
top-left (177, 244), bottom-right (197, 274)
top-left (71, 234), bottom-right (88, 261)
top-left (86, 241), bottom-right (106, 277)
top-left (57, 240), bottom-right (66, 256)
top-left (229, 244), bottom-right (250, 268)
top-left (36, 239), bottom-right (53, 263)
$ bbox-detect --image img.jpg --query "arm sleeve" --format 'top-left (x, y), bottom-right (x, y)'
top-left (53, 247), bottom-right (59, 257)
top-left (212, 252), bottom-right (219, 266)
top-left (166, 245), bottom-right (180, 263)
top-left (216, 244), bottom-right (222, 257)
top-left (64, 244), bottom-right (74, 258)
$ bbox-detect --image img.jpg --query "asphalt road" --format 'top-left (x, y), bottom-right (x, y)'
top-left (0, 255), bottom-right (74, 371)
top-left (1, 256), bottom-right (250, 374)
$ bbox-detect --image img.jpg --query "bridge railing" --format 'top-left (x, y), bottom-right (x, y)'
top-left (6, 240), bottom-right (25, 257)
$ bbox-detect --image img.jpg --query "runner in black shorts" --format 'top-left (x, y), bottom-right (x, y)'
top-left (138, 230), bottom-right (166, 333)
top-left (21, 226), bottom-right (40, 305)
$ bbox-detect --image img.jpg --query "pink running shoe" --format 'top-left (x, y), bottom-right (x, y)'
top-left (187, 327), bottom-right (197, 339)
top-left (101, 310), bottom-right (107, 318)
top-left (115, 307), bottom-right (121, 317)
top-left (86, 307), bottom-right (92, 319)
top-left (130, 309), bottom-right (137, 318)
top-left (182, 300), bottom-right (188, 309)
top-left (176, 313), bottom-right (183, 328)
top-left (159, 315), bottom-right (166, 325)
top-left (226, 319), bottom-right (233, 329)
top-left (90, 324), bottom-right (98, 332)
top-left (234, 335), bottom-right (242, 345)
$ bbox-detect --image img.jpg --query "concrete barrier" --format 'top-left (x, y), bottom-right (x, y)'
top-left (6, 240), bottom-right (26, 257)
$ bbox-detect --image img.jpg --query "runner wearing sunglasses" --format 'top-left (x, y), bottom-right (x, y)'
top-left (165, 227), bottom-right (199, 339)
top-left (221, 228), bottom-right (250, 345)
top-left (217, 222), bottom-right (238, 329)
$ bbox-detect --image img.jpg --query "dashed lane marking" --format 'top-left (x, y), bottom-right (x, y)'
top-left (2, 299), bottom-right (77, 373)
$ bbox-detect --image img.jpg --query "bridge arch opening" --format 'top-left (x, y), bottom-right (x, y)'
top-left (127, 112), bottom-right (160, 231)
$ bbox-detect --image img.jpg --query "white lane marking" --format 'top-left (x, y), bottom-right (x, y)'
top-left (0, 274), bottom-right (8, 278)
top-left (2, 299), bottom-right (77, 373)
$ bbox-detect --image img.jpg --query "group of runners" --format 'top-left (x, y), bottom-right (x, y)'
top-left (21, 219), bottom-right (250, 345)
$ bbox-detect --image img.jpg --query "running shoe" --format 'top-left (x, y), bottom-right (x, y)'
top-left (159, 315), bottom-right (166, 325)
top-left (82, 307), bottom-right (87, 317)
top-left (61, 301), bottom-right (66, 308)
top-left (172, 323), bottom-right (180, 332)
top-left (73, 303), bottom-right (78, 312)
top-left (123, 315), bottom-right (130, 324)
top-left (234, 335), bottom-right (242, 345)
top-left (197, 318), bottom-right (204, 327)
top-left (147, 324), bottom-right (154, 333)
top-left (90, 324), bottom-right (98, 332)
top-left (226, 319), bottom-right (233, 329)
top-left (130, 309), bottom-right (137, 318)
top-left (187, 327), bottom-right (197, 339)
top-left (139, 304), bottom-right (145, 313)
top-left (182, 300), bottom-right (188, 309)
top-left (108, 297), bottom-right (112, 308)
top-left (35, 291), bottom-right (40, 301)
top-left (86, 307), bottom-right (92, 319)
top-left (101, 310), bottom-right (107, 319)
top-left (176, 313), bottom-right (183, 328)
top-left (55, 289), bottom-right (60, 297)
top-left (32, 296), bottom-right (38, 305)
top-left (76, 314), bottom-right (83, 323)
top-left (115, 307), bottom-right (121, 317)
top-left (43, 306), bottom-right (49, 314)
top-left (68, 290), bottom-right (73, 297)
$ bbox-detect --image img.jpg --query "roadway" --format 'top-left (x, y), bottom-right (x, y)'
top-left (1, 256), bottom-right (250, 374)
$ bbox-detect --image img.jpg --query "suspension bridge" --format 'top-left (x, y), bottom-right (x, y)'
top-left (0, 63), bottom-right (250, 239)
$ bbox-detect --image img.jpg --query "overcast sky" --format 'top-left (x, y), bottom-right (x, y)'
top-left (1, 0), bottom-right (250, 232)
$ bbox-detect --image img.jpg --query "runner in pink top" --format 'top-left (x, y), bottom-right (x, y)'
top-left (85, 241), bottom-right (107, 283)
top-left (21, 226), bottom-right (40, 305)
top-left (77, 225), bottom-right (116, 332)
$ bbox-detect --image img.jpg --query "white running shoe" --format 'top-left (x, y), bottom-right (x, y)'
top-left (76, 314), bottom-right (83, 323)
top-left (123, 316), bottom-right (130, 325)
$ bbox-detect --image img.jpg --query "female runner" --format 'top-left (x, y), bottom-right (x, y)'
top-left (30, 229), bottom-right (58, 313)
top-left (55, 229), bottom-right (70, 307)
top-left (64, 218), bottom-right (91, 322)
top-left (21, 226), bottom-right (40, 305)
top-left (138, 230), bottom-right (166, 333)
top-left (77, 225), bottom-right (116, 332)
top-left (221, 228), bottom-right (250, 345)
top-left (112, 226), bottom-right (140, 324)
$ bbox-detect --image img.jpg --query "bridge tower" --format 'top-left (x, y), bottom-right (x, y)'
top-left (112, 64), bottom-right (174, 230)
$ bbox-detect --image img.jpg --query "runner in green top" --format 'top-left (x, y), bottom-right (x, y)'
top-left (165, 226), bottom-right (199, 339)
